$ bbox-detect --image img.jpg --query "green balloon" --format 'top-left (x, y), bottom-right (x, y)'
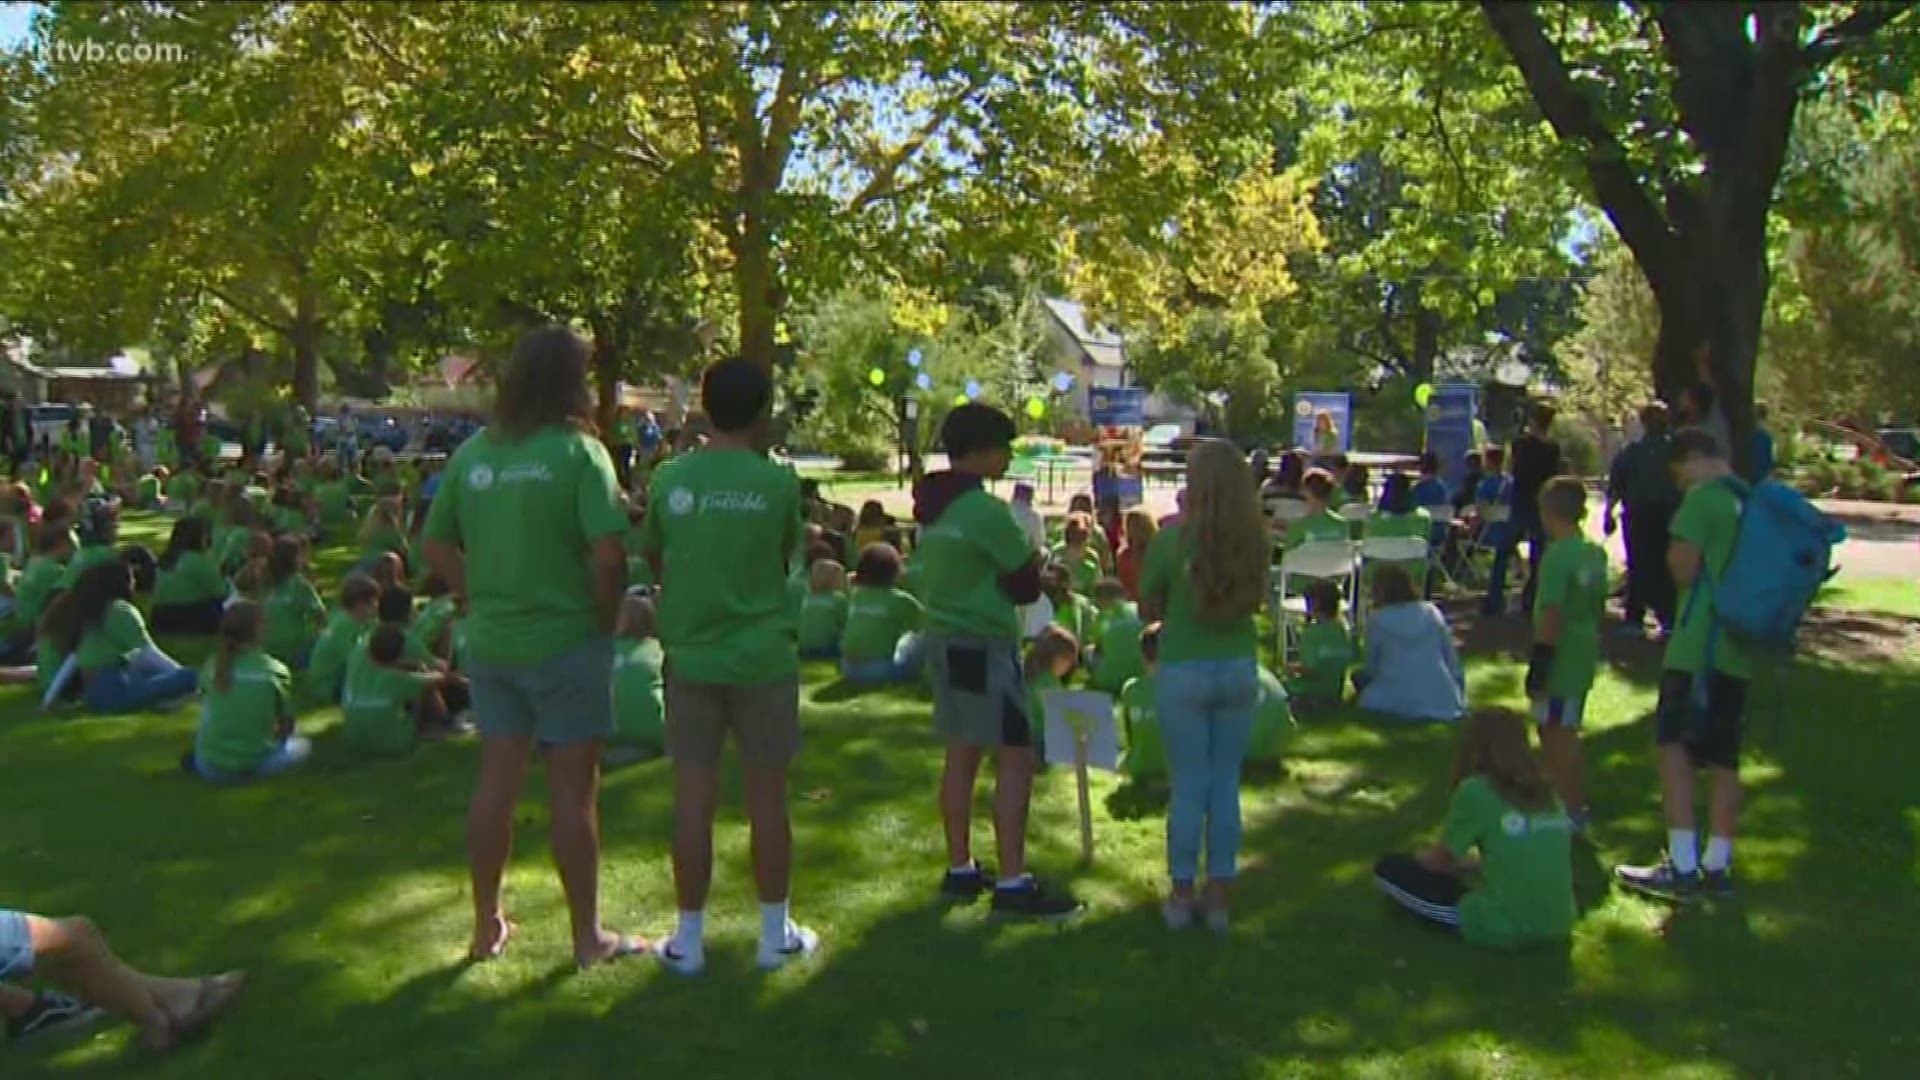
top-left (1025, 397), bottom-right (1046, 419)
top-left (868, 367), bottom-right (886, 387)
top-left (1414, 382), bottom-right (1434, 407)
top-left (953, 393), bottom-right (970, 407)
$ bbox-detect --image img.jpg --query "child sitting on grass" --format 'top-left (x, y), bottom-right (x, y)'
top-left (606, 594), bottom-right (666, 767)
top-left (788, 535), bottom-right (836, 620)
top-left (1059, 493), bottom-right (1113, 570)
top-left (1526, 476), bottom-right (1607, 832)
top-left (838, 542), bottom-right (926, 686)
top-left (1356, 564), bottom-right (1466, 723)
top-left (1115, 509), bottom-right (1156, 601)
top-left (1246, 665), bottom-right (1296, 772)
top-left (5, 524), bottom-right (72, 660)
top-left (44, 560), bottom-right (197, 714)
top-left (1119, 623), bottom-right (1167, 784)
top-left (367, 551), bottom-right (405, 595)
top-left (269, 484), bottom-right (310, 540)
top-left (133, 467), bottom-right (164, 511)
top-left (258, 537), bottom-right (326, 669)
top-left (359, 496), bottom-right (412, 576)
top-left (1283, 469), bottom-right (1349, 549)
top-left (226, 531), bottom-right (274, 599)
top-left (797, 559), bottom-right (849, 661)
top-left (1042, 563), bottom-right (1099, 652)
top-left (1087, 577), bottom-right (1145, 694)
top-left (61, 501), bottom-right (122, 589)
top-left (190, 600), bottom-right (309, 781)
top-left (218, 505), bottom-right (265, 578)
top-left (164, 465), bottom-right (200, 513)
top-left (149, 517), bottom-right (227, 635)
top-left (1024, 624), bottom-right (1080, 768)
top-left (340, 623), bottom-right (463, 758)
top-left (1051, 513), bottom-right (1104, 596)
top-left (412, 573), bottom-right (459, 663)
top-left (304, 573), bottom-right (380, 707)
top-left (376, 585), bottom-right (443, 670)
top-left (849, 500), bottom-right (894, 562)
top-left (1287, 580), bottom-right (1354, 709)
top-left (1373, 707), bottom-right (1576, 948)
top-left (313, 461), bottom-right (357, 539)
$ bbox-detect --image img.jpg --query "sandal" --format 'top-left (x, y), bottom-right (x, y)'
top-left (467, 918), bottom-right (517, 963)
top-left (575, 932), bottom-right (649, 972)
top-left (148, 971), bottom-right (247, 1051)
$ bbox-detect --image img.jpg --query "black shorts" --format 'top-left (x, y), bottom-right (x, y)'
top-left (1655, 669), bottom-right (1748, 770)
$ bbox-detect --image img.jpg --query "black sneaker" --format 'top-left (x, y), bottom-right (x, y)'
top-left (6, 992), bottom-right (103, 1043)
top-left (1615, 858), bottom-right (1701, 902)
top-left (1702, 866), bottom-right (1737, 899)
top-left (990, 876), bottom-right (1083, 921)
top-left (940, 861), bottom-right (994, 900)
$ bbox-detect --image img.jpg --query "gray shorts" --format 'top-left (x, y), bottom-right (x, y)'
top-left (468, 635), bottom-right (616, 747)
top-left (0, 909), bottom-right (33, 979)
top-left (924, 631), bottom-right (1031, 749)
top-left (665, 674), bottom-right (801, 768)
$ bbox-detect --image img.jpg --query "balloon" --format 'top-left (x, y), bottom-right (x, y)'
top-left (1413, 382), bottom-right (1433, 407)
top-left (906, 348), bottom-right (923, 368)
top-left (1025, 397), bottom-right (1046, 420)
top-left (868, 367), bottom-right (886, 387)
top-left (964, 379), bottom-right (982, 400)
top-left (953, 394), bottom-right (970, 407)
top-left (1051, 371), bottom-right (1074, 394)
top-left (915, 372), bottom-right (932, 391)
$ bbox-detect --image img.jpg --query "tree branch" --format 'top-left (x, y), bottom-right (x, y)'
top-left (203, 282), bottom-right (294, 336)
top-left (1481, 2), bottom-right (1678, 297)
top-left (846, 75), bottom-right (987, 211)
top-left (1803, 0), bottom-right (1918, 69)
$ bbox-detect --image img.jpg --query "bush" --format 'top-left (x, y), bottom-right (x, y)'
top-left (837, 444), bottom-right (892, 473)
top-left (1554, 422), bottom-right (1602, 477)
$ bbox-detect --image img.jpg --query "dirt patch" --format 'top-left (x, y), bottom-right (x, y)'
top-left (1796, 607), bottom-right (1920, 666)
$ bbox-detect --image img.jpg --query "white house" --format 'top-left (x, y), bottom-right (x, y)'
top-left (1040, 298), bottom-right (1194, 428)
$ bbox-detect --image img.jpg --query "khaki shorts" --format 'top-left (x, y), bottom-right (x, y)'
top-left (469, 635), bottom-right (615, 747)
top-left (666, 673), bottom-right (802, 768)
top-left (925, 631), bottom-right (1031, 750)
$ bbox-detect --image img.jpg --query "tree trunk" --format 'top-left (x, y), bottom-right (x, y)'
top-left (1647, 215), bottom-right (1765, 478)
top-left (733, 216), bottom-right (779, 370)
top-left (588, 317), bottom-right (623, 446)
top-left (1411, 303), bottom-right (1441, 386)
top-left (289, 290), bottom-right (323, 413)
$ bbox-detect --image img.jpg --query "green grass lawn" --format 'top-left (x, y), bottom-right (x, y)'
top-left (5, 517), bottom-right (1918, 1077)
top-left (1819, 575), bottom-right (1920, 619)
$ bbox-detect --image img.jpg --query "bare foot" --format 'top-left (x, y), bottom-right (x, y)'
top-left (467, 916), bottom-right (516, 962)
top-left (574, 930), bottom-right (649, 971)
top-left (146, 971), bottom-right (248, 1052)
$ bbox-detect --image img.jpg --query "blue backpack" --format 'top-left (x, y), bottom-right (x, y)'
top-left (1698, 478), bottom-right (1845, 661)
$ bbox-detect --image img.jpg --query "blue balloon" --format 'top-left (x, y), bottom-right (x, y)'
top-left (964, 379), bottom-right (982, 401)
top-left (915, 372), bottom-right (932, 391)
top-left (1052, 371), bottom-right (1074, 393)
top-left (906, 348), bottom-right (923, 368)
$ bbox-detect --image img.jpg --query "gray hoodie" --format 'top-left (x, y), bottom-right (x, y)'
top-left (1358, 601), bottom-right (1467, 722)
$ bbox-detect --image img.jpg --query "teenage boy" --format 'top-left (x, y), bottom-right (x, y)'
top-left (913, 403), bottom-right (1079, 918)
top-left (1604, 401), bottom-right (1679, 639)
top-left (640, 357), bottom-right (818, 974)
top-left (1617, 428), bottom-right (1750, 900)
top-left (1527, 476), bottom-right (1608, 831)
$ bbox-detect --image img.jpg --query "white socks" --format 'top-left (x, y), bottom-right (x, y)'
top-left (760, 901), bottom-right (791, 948)
top-left (1668, 829), bottom-right (1699, 874)
top-left (1701, 836), bottom-right (1733, 873)
top-left (669, 910), bottom-right (704, 957)
top-left (996, 873), bottom-right (1031, 891)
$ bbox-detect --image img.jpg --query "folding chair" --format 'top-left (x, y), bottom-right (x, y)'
top-left (1265, 495), bottom-right (1308, 540)
top-left (1357, 534), bottom-right (1430, 633)
top-left (1425, 502), bottom-right (1462, 591)
top-left (1271, 539), bottom-right (1359, 667)
top-left (1461, 502), bottom-right (1509, 587)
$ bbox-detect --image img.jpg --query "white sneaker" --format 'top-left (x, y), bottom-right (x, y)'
top-left (756, 922), bottom-right (819, 971)
top-left (656, 939), bottom-right (705, 977)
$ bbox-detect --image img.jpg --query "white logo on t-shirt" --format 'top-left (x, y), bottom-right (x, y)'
top-left (1501, 811), bottom-right (1528, 837)
top-left (667, 488), bottom-right (694, 515)
top-left (467, 464), bottom-right (495, 491)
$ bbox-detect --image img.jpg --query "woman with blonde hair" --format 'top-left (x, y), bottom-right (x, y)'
top-left (1138, 439), bottom-right (1268, 932)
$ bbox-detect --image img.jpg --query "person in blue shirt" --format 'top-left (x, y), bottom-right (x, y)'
top-left (1411, 451), bottom-right (1456, 583)
top-left (1749, 400), bottom-right (1775, 479)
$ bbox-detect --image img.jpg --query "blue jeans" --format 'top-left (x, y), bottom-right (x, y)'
top-left (1485, 510), bottom-right (1545, 615)
top-left (1156, 657), bottom-right (1259, 885)
top-left (194, 736), bottom-right (313, 783)
top-left (83, 660), bottom-right (198, 713)
top-left (839, 632), bottom-right (925, 686)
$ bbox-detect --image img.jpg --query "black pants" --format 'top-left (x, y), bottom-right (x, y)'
top-left (1623, 503), bottom-right (1676, 629)
top-left (614, 444), bottom-right (635, 487)
top-left (150, 599), bottom-right (225, 635)
top-left (1374, 853), bottom-right (1465, 931)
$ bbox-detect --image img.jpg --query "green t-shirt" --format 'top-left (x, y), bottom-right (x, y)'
top-left (1052, 592), bottom-right (1100, 650)
top-left (341, 660), bottom-right (433, 756)
top-left (75, 599), bottom-right (152, 671)
top-left (315, 482), bottom-right (356, 529)
top-left (14, 556), bottom-right (66, 630)
top-left (135, 474), bottom-right (162, 507)
top-left (612, 637), bottom-right (665, 750)
top-left (1139, 523), bottom-right (1257, 664)
top-left (424, 426), bottom-right (628, 668)
top-left (196, 649), bottom-right (293, 775)
top-left (1533, 534), bottom-right (1608, 700)
top-left (1119, 674), bottom-right (1165, 781)
top-left (218, 527), bottom-right (256, 576)
top-left (1088, 601), bottom-right (1144, 693)
top-left (1365, 509), bottom-right (1431, 542)
top-left (1050, 544), bottom-right (1104, 597)
top-left (361, 525), bottom-right (412, 566)
top-left (1293, 618), bottom-right (1354, 700)
top-left (413, 596), bottom-right (457, 657)
top-left (636, 449), bottom-right (802, 684)
top-left (1442, 776), bottom-right (1577, 949)
top-left (60, 543), bottom-right (120, 591)
top-left (1248, 666), bottom-right (1294, 764)
top-left (1664, 479), bottom-right (1752, 679)
top-left (915, 484), bottom-right (1034, 641)
top-left (306, 610), bottom-right (371, 704)
top-left (261, 574), bottom-right (326, 666)
top-left (152, 550), bottom-right (226, 608)
top-left (1284, 510), bottom-right (1350, 548)
top-left (839, 585), bottom-right (923, 663)
top-left (200, 433), bottom-right (222, 461)
top-left (271, 505), bottom-right (307, 536)
top-left (798, 591), bottom-right (849, 653)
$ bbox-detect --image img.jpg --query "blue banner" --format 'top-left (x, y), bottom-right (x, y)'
top-left (1089, 387), bottom-right (1147, 507)
top-left (1292, 391), bottom-right (1352, 456)
top-left (1088, 387), bottom-right (1147, 428)
top-left (1425, 383), bottom-right (1479, 495)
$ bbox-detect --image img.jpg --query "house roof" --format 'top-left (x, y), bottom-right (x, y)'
top-left (1043, 298), bottom-right (1125, 369)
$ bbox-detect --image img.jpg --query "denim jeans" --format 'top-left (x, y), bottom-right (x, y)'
top-left (82, 647), bottom-right (197, 713)
top-left (1155, 656), bottom-right (1260, 885)
top-left (194, 735), bottom-right (313, 783)
top-left (1485, 510), bottom-right (1545, 615)
top-left (839, 632), bottom-right (925, 686)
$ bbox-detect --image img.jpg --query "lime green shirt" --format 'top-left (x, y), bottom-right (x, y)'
top-left (1052, 592), bottom-right (1100, 651)
top-left (1664, 479), bottom-right (1752, 679)
top-left (1292, 618), bottom-right (1354, 700)
top-left (1442, 776), bottom-right (1577, 949)
top-left (1088, 601), bottom-right (1145, 693)
top-left (1119, 674), bottom-right (1165, 780)
top-left (305, 610), bottom-right (371, 705)
top-left (196, 649), bottom-right (293, 775)
top-left (1365, 509), bottom-right (1432, 542)
top-left (261, 575), bottom-right (326, 666)
top-left (14, 557), bottom-right (66, 630)
top-left (636, 448), bottom-right (802, 685)
top-left (1284, 510), bottom-right (1349, 548)
top-left (315, 482), bottom-right (356, 529)
top-left (915, 484), bottom-right (1034, 641)
top-left (60, 544), bottom-right (120, 591)
top-left (75, 600), bottom-right (153, 671)
top-left (1139, 522), bottom-right (1257, 664)
top-left (341, 660), bottom-right (433, 756)
top-left (425, 426), bottom-right (628, 668)
top-left (152, 550), bottom-right (226, 608)
top-left (839, 585), bottom-right (924, 663)
top-left (135, 474), bottom-right (162, 507)
top-left (798, 591), bottom-right (849, 653)
top-left (1050, 544), bottom-right (1103, 596)
top-left (612, 637), bottom-right (665, 750)
top-left (361, 525), bottom-right (412, 567)
top-left (1533, 534), bottom-right (1608, 700)
top-left (413, 596), bottom-right (457, 658)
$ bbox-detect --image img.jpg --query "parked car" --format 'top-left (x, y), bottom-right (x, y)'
top-left (313, 414), bottom-right (408, 454)
top-left (423, 416), bottom-right (482, 455)
top-left (25, 403), bottom-right (77, 448)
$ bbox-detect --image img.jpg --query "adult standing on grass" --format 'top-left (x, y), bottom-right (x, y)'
top-left (421, 326), bottom-right (641, 970)
top-left (1138, 439), bottom-right (1269, 931)
top-left (1485, 403), bottom-right (1563, 618)
top-left (1604, 401), bottom-right (1678, 639)
top-left (639, 357), bottom-right (820, 973)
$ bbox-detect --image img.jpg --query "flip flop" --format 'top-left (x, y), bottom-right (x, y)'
top-left (467, 918), bottom-right (517, 963)
top-left (157, 971), bottom-right (247, 1049)
top-left (575, 933), bottom-right (650, 972)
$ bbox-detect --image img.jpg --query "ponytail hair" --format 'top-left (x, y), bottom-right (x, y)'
top-left (215, 601), bottom-right (264, 692)
top-left (267, 536), bottom-right (302, 587)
